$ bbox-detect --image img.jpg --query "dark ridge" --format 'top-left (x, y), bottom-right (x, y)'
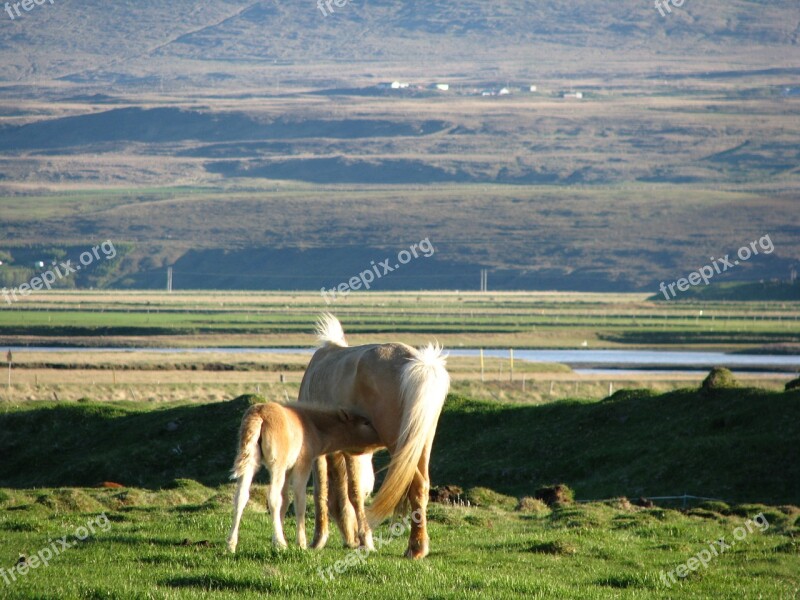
top-left (0, 108), bottom-right (451, 151)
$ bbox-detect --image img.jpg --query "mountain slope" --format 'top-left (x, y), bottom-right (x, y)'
top-left (0, 0), bottom-right (797, 83)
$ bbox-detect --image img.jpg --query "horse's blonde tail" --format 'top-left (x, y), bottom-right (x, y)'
top-left (368, 344), bottom-right (450, 527)
top-left (315, 313), bottom-right (348, 347)
top-left (230, 406), bottom-right (263, 480)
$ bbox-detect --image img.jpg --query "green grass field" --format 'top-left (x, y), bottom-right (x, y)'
top-left (1, 387), bottom-right (798, 598)
top-left (1, 484), bottom-right (797, 599)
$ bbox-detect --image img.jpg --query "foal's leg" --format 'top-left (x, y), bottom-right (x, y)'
top-left (404, 443), bottom-right (433, 560)
top-left (345, 454), bottom-right (374, 550)
top-left (226, 466), bottom-right (255, 553)
top-left (310, 455), bottom-right (329, 549)
top-left (329, 452), bottom-right (359, 548)
top-left (268, 467), bottom-right (288, 548)
top-left (292, 465), bottom-right (312, 548)
top-left (280, 470), bottom-right (292, 522)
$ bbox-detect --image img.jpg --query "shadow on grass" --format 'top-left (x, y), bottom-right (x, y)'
top-left (0, 395), bottom-right (259, 489)
top-left (433, 389), bottom-right (800, 504)
top-left (161, 574), bottom-right (278, 593)
top-left (103, 534), bottom-right (188, 548)
top-left (2, 389), bottom-right (799, 506)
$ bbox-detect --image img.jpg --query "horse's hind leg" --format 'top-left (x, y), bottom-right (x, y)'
top-left (310, 455), bottom-right (329, 549)
top-left (329, 452), bottom-right (359, 548)
top-left (227, 466), bottom-right (255, 553)
top-left (345, 454), bottom-right (374, 550)
top-left (404, 443), bottom-right (433, 560)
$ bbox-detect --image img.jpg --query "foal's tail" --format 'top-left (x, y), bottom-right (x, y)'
top-left (368, 344), bottom-right (450, 526)
top-left (230, 406), bottom-right (264, 480)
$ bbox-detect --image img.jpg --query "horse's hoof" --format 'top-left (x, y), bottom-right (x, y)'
top-left (311, 535), bottom-right (329, 550)
top-left (359, 531), bottom-right (375, 551)
top-left (403, 539), bottom-right (429, 560)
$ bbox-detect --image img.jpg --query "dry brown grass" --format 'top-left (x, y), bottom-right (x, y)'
top-left (1, 346), bottom-right (791, 406)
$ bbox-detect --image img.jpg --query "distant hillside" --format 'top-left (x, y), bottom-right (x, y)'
top-left (0, 1), bottom-right (797, 83)
top-left (651, 281), bottom-right (800, 302)
top-left (0, 1), bottom-right (798, 292)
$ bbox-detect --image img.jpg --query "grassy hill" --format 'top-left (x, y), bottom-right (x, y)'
top-left (434, 389), bottom-right (800, 504)
top-left (2, 387), bottom-right (798, 505)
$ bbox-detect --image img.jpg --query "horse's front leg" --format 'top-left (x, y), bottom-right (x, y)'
top-left (329, 451), bottom-right (359, 547)
top-left (404, 444), bottom-right (432, 559)
top-left (345, 453), bottom-right (374, 550)
top-left (310, 455), bottom-right (329, 549)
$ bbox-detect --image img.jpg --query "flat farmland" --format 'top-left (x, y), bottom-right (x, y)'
top-left (1, 290), bottom-right (798, 350)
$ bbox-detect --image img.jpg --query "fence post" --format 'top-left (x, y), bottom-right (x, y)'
top-left (6, 349), bottom-right (11, 394)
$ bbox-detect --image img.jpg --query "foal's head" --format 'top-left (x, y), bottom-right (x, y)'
top-left (334, 408), bottom-right (382, 452)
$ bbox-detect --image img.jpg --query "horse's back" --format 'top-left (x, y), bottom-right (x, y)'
top-left (299, 342), bottom-right (416, 439)
top-left (303, 341), bottom-right (415, 390)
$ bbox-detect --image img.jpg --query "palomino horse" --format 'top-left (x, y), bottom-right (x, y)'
top-left (226, 401), bottom-right (382, 552)
top-left (298, 314), bottom-right (450, 559)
